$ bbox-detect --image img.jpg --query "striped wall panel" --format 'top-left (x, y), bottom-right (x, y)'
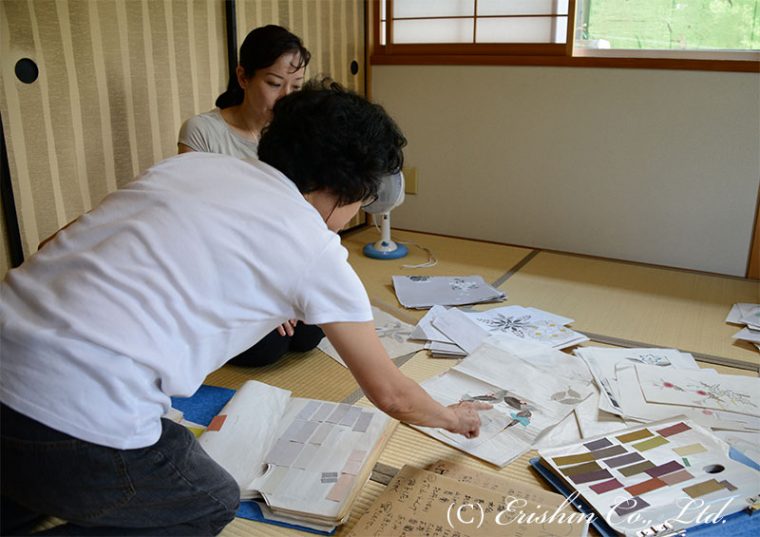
top-left (235, 0), bottom-right (365, 98)
top-left (0, 0), bottom-right (228, 260)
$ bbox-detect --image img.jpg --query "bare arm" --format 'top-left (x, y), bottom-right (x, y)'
top-left (178, 143), bottom-right (195, 154)
top-left (320, 321), bottom-right (490, 438)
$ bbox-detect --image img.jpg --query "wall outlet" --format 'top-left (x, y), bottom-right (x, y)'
top-left (404, 167), bottom-right (418, 194)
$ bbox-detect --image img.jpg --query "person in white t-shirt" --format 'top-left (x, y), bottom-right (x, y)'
top-left (179, 24), bottom-right (325, 368)
top-left (0, 79), bottom-right (489, 536)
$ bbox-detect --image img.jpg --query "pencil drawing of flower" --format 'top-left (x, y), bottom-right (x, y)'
top-left (375, 321), bottom-right (412, 343)
top-left (477, 314), bottom-right (534, 337)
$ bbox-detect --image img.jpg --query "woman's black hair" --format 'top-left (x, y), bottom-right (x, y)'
top-left (258, 78), bottom-right (406, 206)
top-left (215, 25), bottom-right (311, 109)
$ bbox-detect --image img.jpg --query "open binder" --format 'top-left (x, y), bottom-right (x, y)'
top-left (530, 417), bottom-right (760, 537)
top-left (172, 381), bottom-right (396, 534)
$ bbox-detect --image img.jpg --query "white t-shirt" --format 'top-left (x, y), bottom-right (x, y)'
top-left (0, 153), bottom-right (372, 449)
top-left (178, 108), bottom-right (258, 158)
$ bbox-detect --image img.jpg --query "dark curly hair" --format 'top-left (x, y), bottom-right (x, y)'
top-left (216, 25), bottom-right (310, 109)
top-left (258, 79), bottom-right (407, 206)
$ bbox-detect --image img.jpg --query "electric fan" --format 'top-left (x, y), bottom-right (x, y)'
top-left (362, 171), bottom-right (408, 259)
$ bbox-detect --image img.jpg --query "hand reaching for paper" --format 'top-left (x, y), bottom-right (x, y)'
top-left (447, 401), bottom-right (492, 439)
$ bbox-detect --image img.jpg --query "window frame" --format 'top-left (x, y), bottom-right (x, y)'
top-left (370, 0), bottom-right (760, 73)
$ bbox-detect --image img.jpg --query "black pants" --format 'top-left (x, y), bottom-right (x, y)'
top-left (229, 322), bottom-right (324, 367)
top-left (0, 404), bottom-right (239, 536)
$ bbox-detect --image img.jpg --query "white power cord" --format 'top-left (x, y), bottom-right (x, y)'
top-left (371, 217), bottom-right (438, 268)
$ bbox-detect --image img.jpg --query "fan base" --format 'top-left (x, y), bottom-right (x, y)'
top-left (363, 242), bottom-right (408, 259)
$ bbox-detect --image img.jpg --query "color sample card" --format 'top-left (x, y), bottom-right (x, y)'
top-left (604, 452), bottom-right (645, 468)
top-left (632, 435), bottom-right (669, 452)
top-left (683, 479), bottom-right (725, 499)
top-left (657, 422), bottom-right (691, 437)
top-left (660, 469), bottom-right (694, 486)
top-left (616, 428), bottom-right (654, 443)
top-left (570, 469), bottom-right (613, 484)
top-left (590, 478), bottom-right (624, 494)
top-left (673, 443), bottom-right (708, 456)
top-left (625, 477), bottom-right (667, 496)
top-left (584, 438), bottom-right (613, 451)
top-left (613, 496), bottom-right (650, 516)
top-left (553, 452), bottom-right (597, 466)
top-left (618, 460), bottom-right (656, 477)
top-left (563, 461), bottom-right (602, 477)
top-left (645, 460), bottom-right (683, 478)
top-left (589, 445), bottom-right (628, 460)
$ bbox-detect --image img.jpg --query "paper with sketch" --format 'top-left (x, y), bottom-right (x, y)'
top-left (391, 275), bottom-right (505, 309)
top-left (725, 303), bottom-right (760, 327)
top-left (347, 465), bottom-right (589, 537)
top-left (464, 305), bottom-right (587, 349)
top-left (197, 380), bottom-right (394, 526)
top-left (575, 347), bottom-right (699, 416)
top-left (318, 306), bottom-right (423, 367)
top-left (413, 341), bottom-right (594, 467)
top-left (636, 364), bottom-right (760, 418)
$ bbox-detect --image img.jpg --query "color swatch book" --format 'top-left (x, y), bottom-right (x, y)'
top-left (536, 417), bottom-right (760, 536)
top-left (194, 380), bottom-right (396, 531)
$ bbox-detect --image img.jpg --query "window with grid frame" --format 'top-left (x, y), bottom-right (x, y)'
top-left (372, 0), bottom-right (760, 71)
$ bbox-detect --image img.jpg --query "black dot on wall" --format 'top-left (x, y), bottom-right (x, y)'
top-left (350, 60), bottom-right (359, 75)
top-left (15, 58), bottom-right (39, 84)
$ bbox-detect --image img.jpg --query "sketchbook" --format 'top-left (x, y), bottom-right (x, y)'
top-left (347, 464), bottom-right (590, 537)
top-left (192, 380), bottom-right (396, 530)
top-left (535, 417), bottom-right (760, 537)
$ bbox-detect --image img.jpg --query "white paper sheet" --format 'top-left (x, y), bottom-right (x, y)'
top-left (636, 364), bottom-right (760, 417)
top-left (318, 306), bottom-right (424, 367)
top-left (464, 305), bottom-right (588, 349)
top-left (614, 364), bottom-right (760, 432)
top-left (431, 307), bottom-right (488, 354)
top-left (413, 341), bottom-right (594, 467)
top-left (575, 347), bottom-right (699, 415)
top-left (391, 275), bottom-right (505, 309)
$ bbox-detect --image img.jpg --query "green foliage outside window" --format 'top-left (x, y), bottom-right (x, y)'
top-left (578, 0), bottom-right (760, 50)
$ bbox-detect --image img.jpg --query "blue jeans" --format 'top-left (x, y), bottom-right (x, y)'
top-left (1, 404), bottom-right (240, 535)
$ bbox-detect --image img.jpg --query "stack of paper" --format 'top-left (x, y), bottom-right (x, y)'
top-left (576, 346), bottom-right (760, 435)
top-left (391, 274), bottom-right (505, 309)
top-left (318, 305), bottom-right (424, 367)
top-left (349, 463), bottom-right (589, 537)
top-left (412, 336), bottom-right (595, 467)
top-left (726, 303), bottom-right (760, 351)
top-left (410, 304), bottom-right (588, 357)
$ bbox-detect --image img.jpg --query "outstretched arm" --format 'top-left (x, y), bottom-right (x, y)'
top-left (320, 321), bottom-right (490, 438)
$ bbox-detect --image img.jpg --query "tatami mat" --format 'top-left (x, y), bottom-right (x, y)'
top-left (498, 252), bottom-right (760, 369)
top-left (342, 228), bottom-right (534, 322)
top-left (204, 348), bottom-right (359, 401)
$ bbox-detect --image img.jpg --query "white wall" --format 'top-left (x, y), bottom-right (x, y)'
top-left (372, 65), bottom-right (760, 276)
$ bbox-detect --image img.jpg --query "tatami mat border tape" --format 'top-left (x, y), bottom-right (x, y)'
top-left (581, 331), bottom-right (760, 373)
top-left (490, 249), bottom-right (541, 288)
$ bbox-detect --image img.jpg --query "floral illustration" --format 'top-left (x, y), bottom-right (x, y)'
top-left (477, 314), bottom-right (534, 337)
top-left (551, 387), bottom-right (585, 405)
top-left (450, 278), bottom-right (478, 291)
top-left (375, 321), bottom-right (412, 343)
top-left (626, 353), bottom-right (672, 366)
top-left (656, 379), bottom-right (758, 410)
